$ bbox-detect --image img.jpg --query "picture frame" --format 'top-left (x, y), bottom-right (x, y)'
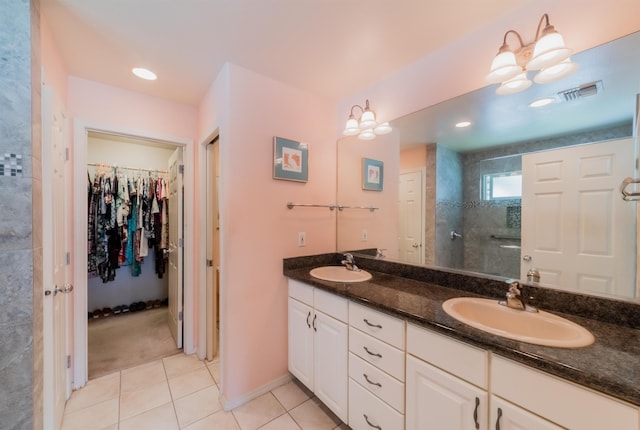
top-left (273, 136), bottom-right (308, 182)
top-left (362, 157), bottom-right (384, 191)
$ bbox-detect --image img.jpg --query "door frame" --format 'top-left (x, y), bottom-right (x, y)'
top-left (71, 119), bottom-right (194, 388)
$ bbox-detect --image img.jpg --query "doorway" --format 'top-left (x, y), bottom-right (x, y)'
top-left (72, 122), bottom-right (195, 389)
top-left (205, 137), bottom-right (220, 361)
top-left (85, 132), bottom-right (183, 378)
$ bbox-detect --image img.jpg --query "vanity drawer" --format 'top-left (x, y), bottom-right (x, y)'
top-left (349, 378), bottom-right (404, 430)
top-left (407, 323), bottom-right (487, 389)
top-left (314, 287), bottom-right (348, 323)
top-left (349, 301), bottom-right (405, 349)
top-left (288, 279), bottom-right (314, 306)
top-left (349, 327), bottom-right (405, 381)
top-left (349, 352), bottom-right (404, 413)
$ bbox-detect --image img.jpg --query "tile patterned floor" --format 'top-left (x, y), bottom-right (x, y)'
top-left (62, 354), bottom-right (349, 430)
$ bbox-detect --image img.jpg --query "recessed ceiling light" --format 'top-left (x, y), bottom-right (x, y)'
top-left (529, 97), bottom-right (555, 108)
top-left (455, 121), bottom-right (471, 128)
top-left (132, 67), bottom-right (157, 81)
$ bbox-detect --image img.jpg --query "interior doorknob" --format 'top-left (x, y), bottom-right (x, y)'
top-left (523, 255), bottom-right (532, 262)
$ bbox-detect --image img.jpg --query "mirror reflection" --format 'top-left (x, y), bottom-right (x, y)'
top-left (337, 31), bottom-right (640, 300)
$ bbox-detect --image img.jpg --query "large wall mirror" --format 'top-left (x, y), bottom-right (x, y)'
top-left (337, 31), bottom-right (640, 301)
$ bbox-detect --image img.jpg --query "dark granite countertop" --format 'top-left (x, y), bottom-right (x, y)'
top-left (283, 254), bottom-right (640, 407)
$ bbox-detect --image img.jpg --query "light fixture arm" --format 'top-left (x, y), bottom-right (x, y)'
top-left (534, 13), bottom-right (551, 41)
top-left (348, 99), bottom-right (371, 118)
top-left (500, 29), bottom-right (525, 51)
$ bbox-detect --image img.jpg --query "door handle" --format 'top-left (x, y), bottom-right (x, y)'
top-left (412, 243), bottom-right (419, 248)
top-left (46, 284), bottom-right (74, 296)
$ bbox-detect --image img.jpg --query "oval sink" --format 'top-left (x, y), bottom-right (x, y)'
top-left (442, 297), bottom-right (594, 348)
top-left (309, 266), bottom-right (372, 283)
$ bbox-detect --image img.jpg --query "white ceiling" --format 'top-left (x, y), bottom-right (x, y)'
top-left (41, 0), bottom-right (531, 106)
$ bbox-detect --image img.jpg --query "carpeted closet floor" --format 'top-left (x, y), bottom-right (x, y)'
top-left (88, 307), bottom-right (180, 379)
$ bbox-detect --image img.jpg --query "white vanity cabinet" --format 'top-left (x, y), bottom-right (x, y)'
top-left (490, 396), bottom-right (564, 430)
top-left (406, 323), bottom-right (489, 430)
top-left (348, 301), bottom-right (406, 430)
top-left (287, 280), bottom-right (348, 422)
top-left (491, 356), bottom-right (639, 430)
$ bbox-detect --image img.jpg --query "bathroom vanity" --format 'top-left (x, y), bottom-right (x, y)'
top-left (284, 253), bottom-right (640, 430)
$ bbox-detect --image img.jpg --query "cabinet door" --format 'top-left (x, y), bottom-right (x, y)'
top-left (406, 355), bottom-right (487, 430)
top-left (288, 297), bottom-right (314, 390)
top-left (490, 396), bottom-right (566, 430)
top-left (314, 310), bottom-right (348, 423)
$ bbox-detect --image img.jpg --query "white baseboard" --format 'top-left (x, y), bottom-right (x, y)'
top-left (221, 373), bottom-right (292, 411)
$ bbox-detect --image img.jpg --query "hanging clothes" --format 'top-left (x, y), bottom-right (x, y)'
top-left (87, 166), bottom-right (170, 282)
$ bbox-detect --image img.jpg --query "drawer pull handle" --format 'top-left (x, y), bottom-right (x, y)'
top-left (363, 414), bottom-right (382, 430)
top-left (306, 311), bottom-right (311, 328)
top-left (495, 407), bottom-right (502, 430)
top-left (363, 346), bottom-right (382, 358)
top-left (473, 397), bottom-right (480, 429)
top-left (363, 318), bottom-right (382, 329)
top-left (363, 373), bottom-right (382, 388)
top-left (312, 314), bottom-right (317, 332)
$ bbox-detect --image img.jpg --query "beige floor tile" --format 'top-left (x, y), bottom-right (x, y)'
top-left (183, 409), bottom-right (241, 430)
top-left (119, 402), bottom-right (179, 430)
top-left (174, 385), bottom-right (223, 428)
top-left (168, 366), bottom-right (214, 400)
top-left (271, 380), bottom-right (311, 411)
top-left (232, 393), bottom-right (286, 430)
top-left (61, 398), bottom-right (119, 430)
top-left (121, 359), bottom-right (167, 393)
top-left (289, 398), bottom-right (341, 430)
top-left (206, 359), bottom-right (220, 384)
top-left (119, 379), bottom-right (172, 420)
top-left (64, 373), bottom-right (120, 415)
top-left (163, 353), bottom-right (204, 379)
top-left (258, 413), bottom-right (302, 430)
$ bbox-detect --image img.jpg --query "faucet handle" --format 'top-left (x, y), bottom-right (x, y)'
top-left (506, 280), bottom-right (521, 298)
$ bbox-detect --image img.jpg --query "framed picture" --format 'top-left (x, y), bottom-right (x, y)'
top-left (273, 136), bottom-right (308, 182)
top-left (362, 157), bottom-right (384, 191)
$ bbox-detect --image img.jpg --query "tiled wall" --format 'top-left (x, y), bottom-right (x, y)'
top-left (0, 0), bottom-right (40, 428)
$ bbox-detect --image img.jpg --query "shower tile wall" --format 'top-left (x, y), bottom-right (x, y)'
top-left (0, 0), bottom-right (41, 428)
top-left (435, 144), bottom-right (463, 269)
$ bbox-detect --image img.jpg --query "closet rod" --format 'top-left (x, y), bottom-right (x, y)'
top-left (87, 162), bottom-right (168, 174)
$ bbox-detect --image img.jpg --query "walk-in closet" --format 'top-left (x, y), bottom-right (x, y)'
top-left (86, 132), bottom-right (183, 378)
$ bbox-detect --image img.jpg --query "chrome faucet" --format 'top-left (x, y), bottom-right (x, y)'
top-left (341, 253), bottom-right (360, 271)
top-left (499, 281), bottom-right (538, 312)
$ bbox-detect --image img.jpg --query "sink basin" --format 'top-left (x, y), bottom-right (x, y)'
top-left (442, 297), bottom-right (595, 348)
top-left (309, 266), bottom-right (372, 283)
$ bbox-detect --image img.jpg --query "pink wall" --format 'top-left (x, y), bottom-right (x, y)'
top-left (198, 64), bottom-right (338, 405)
top-left (41, 16), bottom-right (68, 105)
top-left (337, 0), bottom-right (640, 132)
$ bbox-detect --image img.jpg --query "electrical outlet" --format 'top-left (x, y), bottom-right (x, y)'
top-left (298, 232), bottom-right (306, 247)
top-left (361, 229), bottom-right (368, 241)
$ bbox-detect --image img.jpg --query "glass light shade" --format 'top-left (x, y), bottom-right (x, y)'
top-left (359, 109), bottom-right (377, 129)
top-left (373, 122), bottom-right (392, 135)
top-left (132, 67), bottom-right (157, 80)
top-left (343, 117), bottom-right (360, 136)
top-left (534, 59), bottom-right (579, 84)
top-left (496, 72), bottom-right (532, 95)
top-left (486, 50), bottom-right (521, 84)
top-left (527, 30), bottom-right (572, 70)
top-left (358, 129), bottom-right (376, 140)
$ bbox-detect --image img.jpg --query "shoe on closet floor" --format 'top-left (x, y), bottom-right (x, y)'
top-left (146, 301), bottom-right (153, 310)
top-left (121, 304), bottom-right (130, 313)
top-left (113, 306), bottom-right (122, 315)
top-left (152, 300), bottom-right (161, 308)
top-left (92, 309), bottom-right (102, 319)
top-left (102, 307), bottom-right (112, 317)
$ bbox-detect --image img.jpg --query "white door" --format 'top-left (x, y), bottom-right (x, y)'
top-left (490, 396), bottom-right (565, 430)
top-left (288, 297), bottom-right (314, 390)
top-left (42, 83), bottom-right (72, 430)
top-left (168, 147), bottom-right (184, 348)
top-left (314, 311), bottom-right (348, 423)
top-left (398, 170), bottom-right (424, 264)
top-left (406, 355), bottom-right (487, 430)
top-left (521, 139), bottom-right (636, 296)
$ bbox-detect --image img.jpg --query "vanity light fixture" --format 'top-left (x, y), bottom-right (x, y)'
top-left (343, 99), bottom-right (392, 140)
top-left (486, 14), bottom-right (578, 95)
top-left (132, 67), bottom-right (157, 81)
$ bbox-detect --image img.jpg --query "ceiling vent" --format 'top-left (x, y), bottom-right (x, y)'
top-left (558, 81), bottom-right (603, 101)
